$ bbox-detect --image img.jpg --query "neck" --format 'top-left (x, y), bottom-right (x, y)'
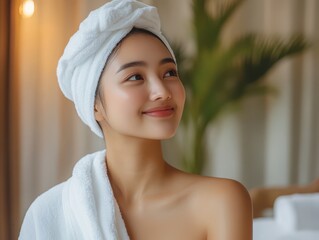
top-left (105, 138), bottom-right (169, 203)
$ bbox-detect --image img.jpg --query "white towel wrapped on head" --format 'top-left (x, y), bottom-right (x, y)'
top-left (274, 193), bottom-right (319, 231)
top-left (57, 0), bottom-right (175, 138)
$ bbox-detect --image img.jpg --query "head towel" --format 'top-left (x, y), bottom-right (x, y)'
top-left (57, 0), bottom-right (175, 138)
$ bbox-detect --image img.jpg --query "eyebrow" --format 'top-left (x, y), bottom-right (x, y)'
top-left (116, 57), bottom-right (176, 73)
top-left (160, 57), bottom-right (176, 65)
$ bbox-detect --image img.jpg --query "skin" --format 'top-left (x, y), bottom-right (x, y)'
top-left (94, 32), bottom-right (252, 240)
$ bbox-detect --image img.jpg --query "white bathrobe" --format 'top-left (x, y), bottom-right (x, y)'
top-left (19, 150), bottom-right (130, 240)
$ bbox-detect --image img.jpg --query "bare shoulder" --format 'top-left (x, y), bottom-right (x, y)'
top-left (180, 174), bottom-right (253, 240)
top-left (189, 176), bottom-right (252, 217)
top-left (191, 175), bottom-right (250, 198)
top-left (203, 177), bottom-right (251, 209)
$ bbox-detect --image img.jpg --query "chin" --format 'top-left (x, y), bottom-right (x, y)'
top-left (146, 127), bottom-right (178, 140)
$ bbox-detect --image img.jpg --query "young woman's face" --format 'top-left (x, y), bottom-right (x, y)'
top-left (95, 33), bottom-right (185, 140)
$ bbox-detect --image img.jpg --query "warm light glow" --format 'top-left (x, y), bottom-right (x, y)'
top-left (20, 0), bottom-right (35, 18)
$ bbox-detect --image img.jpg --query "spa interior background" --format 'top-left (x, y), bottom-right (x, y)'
top-left (1, 0), bottom-right (319, 239)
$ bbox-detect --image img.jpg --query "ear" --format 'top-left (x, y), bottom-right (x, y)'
top-left (94, 100), bottom-right (105, 122)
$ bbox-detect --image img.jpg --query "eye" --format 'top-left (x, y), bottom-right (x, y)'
top-left (164, 69), bottom-right (178, 78)
top-left (127, 74), bottom-right (144, 81)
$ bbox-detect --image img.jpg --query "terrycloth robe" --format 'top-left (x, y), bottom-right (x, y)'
top-left (19, 150), bottom-right (130, 240)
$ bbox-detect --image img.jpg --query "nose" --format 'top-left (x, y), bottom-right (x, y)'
top-left (149, 76), bottom-right (172, 101)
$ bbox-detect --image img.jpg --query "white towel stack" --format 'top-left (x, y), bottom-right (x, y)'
top-left (274, 193), bottom-right (319, 231)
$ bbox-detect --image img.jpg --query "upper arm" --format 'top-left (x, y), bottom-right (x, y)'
top-left (205, 179), bottom-right (253, 240)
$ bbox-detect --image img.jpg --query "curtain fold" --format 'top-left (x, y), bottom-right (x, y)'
top-left (0, 0), bottom-right (11, 238)
top-left (19, 0), bottom-right (105, 220)
top-left (0, 0), bottom-right (20, 239)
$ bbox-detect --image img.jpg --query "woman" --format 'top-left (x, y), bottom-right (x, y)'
top-left (20, 1), bottom-right (252, 239)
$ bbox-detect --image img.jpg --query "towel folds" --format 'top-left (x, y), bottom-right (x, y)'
top-left (19, 150), bottom-right (130, 240)
top-left (274, 193), bottom-right (319, 231)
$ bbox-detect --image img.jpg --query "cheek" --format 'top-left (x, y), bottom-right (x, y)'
top-left (103, 86), bottom-right (145, 117)
top-left (172, 81), bottom-right (186, 108)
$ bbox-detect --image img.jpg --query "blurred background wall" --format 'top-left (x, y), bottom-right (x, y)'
top-left (1, 0), bottom-right (318, 238)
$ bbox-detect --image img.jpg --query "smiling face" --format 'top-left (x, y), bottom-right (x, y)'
top-left (94, 31), bottom-right (185, 141)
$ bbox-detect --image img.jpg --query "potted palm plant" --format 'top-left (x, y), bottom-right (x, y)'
top-left (174, 0), bottom-right (308, 174)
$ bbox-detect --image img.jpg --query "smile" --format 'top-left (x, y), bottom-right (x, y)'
top-left (142, 106), bottom-right (175, 117)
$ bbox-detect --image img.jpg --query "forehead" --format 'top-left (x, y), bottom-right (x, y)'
top-left (109, 33), bottom-right (173, 66)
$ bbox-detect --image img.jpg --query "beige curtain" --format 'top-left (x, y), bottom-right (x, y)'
top-left (19, 0), bottom-right (319, 224)
top-left (203, 0), bottom-right (319, 188)
top-left (0, 0), bottom-right (20, 239)
top-left (19, 0), bottom-right (106, 219)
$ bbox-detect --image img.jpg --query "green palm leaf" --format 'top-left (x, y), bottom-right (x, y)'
top-left (174, 0), bottom-right (309, 174)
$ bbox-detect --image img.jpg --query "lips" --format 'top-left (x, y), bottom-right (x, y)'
top-left (142, 106), bottom-right (175, 117)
